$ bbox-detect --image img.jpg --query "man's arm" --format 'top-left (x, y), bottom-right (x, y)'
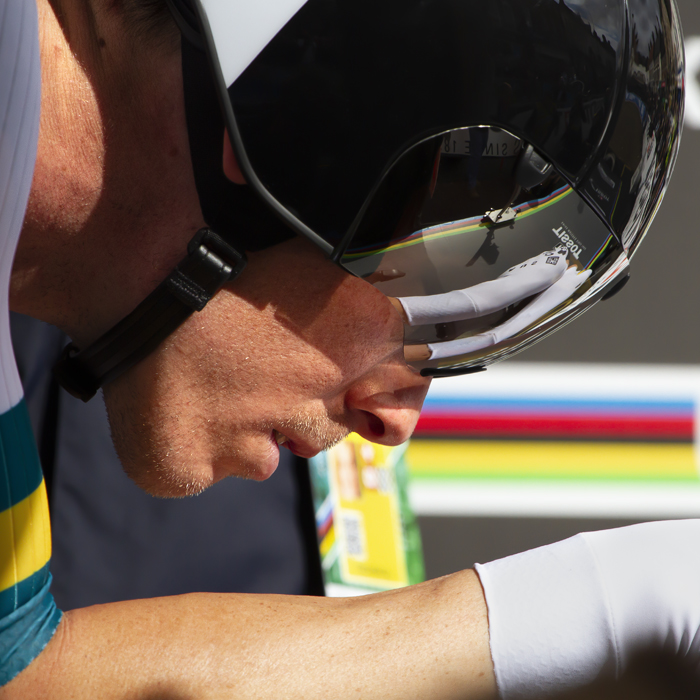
top-left (2, 570), bottom-right (496, 700)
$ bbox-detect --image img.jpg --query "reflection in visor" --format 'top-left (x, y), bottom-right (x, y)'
top-left (340, 126), bottom-right (624, 374)
top-left (398, 247), bottom-right (571, 326)
top-left (401, 262), bottom-right (592, 362)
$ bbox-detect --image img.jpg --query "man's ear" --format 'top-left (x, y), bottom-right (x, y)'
top-left (223, 130), bottom-right (246, 184)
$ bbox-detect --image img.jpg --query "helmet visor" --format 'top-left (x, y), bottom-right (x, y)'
top-left (338, 127), bottom-right (625, 376)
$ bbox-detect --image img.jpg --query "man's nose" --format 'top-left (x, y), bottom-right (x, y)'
top-left (343, 360), bottom-right (431, 446)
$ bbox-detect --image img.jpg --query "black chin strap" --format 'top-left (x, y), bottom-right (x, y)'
top-left (53, 229), bottom-right (247, 402)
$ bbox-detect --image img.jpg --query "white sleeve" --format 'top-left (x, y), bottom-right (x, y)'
top-left (474, 520), bottom-right (700, 699)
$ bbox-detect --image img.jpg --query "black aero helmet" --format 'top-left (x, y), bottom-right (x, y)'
top-left (55, 0), bottom-right (685, 398)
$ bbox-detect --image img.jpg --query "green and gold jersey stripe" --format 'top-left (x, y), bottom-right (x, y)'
top-left (0, 400), bottom-right (52, 613)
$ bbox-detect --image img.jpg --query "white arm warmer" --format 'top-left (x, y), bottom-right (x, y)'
top-left (475, 520), bottom-right (700, 699)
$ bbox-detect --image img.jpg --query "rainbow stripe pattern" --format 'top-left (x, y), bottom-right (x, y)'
top-left (405, 364), bottom-right (700, 518)
top-left (344, 185), bottom-right (574, 259)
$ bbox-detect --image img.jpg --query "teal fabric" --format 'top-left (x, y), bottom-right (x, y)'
top-left (0, 400), bottom-right (60, 683)
top-left (0, 398), bottom-right (51, 615)
top-left (0, 575), bottom-right (61, 685)
top-left (0, 399), bottom-right (43, 511)
top-left (0, 563), bottom-right (51, 620)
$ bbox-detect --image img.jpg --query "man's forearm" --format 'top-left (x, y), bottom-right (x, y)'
top-left (1, 570), bottom-right (496, 700)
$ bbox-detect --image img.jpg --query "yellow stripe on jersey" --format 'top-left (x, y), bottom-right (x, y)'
top-left (0, 479), bottom-right (52, 595)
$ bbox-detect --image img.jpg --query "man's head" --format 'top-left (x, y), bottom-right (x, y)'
top-left (178, 0), bottom-right (685, 377)
top-left (12, 0), bottom-right (684, 497)
top-left (13, 0), bottom-right (429, 498)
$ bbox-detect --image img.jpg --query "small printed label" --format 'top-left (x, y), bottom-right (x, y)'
top-left (341, 511), bottom-right (366, 560)
top-left (552, 224), bottom-right (585, 260)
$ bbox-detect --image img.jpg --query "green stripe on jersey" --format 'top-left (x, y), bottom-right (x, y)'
top-left (0, 563), bottom-right (50, 620)
top-left (0, 400), bottom-right (43, 513)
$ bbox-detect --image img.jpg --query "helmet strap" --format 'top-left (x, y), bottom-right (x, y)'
top-left (53, 229), bottom-right (247, 401)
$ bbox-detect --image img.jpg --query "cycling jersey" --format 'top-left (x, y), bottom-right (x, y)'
top-left (0, 0), bottom-right (62, 684)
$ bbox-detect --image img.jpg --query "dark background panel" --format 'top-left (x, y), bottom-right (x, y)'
top-left (419, 516), bottom-right (648, 578)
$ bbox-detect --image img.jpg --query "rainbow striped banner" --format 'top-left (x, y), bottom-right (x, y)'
top-left (406, 363), bottom-right (700, 518)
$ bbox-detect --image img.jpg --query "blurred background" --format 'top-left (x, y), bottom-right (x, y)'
top-left (415, 0), bottom-right (700, 577)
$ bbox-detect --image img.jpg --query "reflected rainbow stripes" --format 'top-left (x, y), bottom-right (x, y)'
top-left (343, 186), bottom-right (574, 259)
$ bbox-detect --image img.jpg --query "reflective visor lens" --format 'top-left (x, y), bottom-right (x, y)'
top-left (339, 127), bottom-right (624, 374)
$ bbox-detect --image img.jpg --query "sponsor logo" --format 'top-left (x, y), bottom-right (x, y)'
top-left (546, 256), bottom-right (559, 265)
top-left (552, 224), bottom-right (584, 260)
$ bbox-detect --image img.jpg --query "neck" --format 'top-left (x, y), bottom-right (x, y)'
top-left (11, 0), bottom-right (204, 346)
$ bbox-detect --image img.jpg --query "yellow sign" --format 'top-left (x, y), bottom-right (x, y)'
top-left (327, 435), bottom-right (408, 589)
